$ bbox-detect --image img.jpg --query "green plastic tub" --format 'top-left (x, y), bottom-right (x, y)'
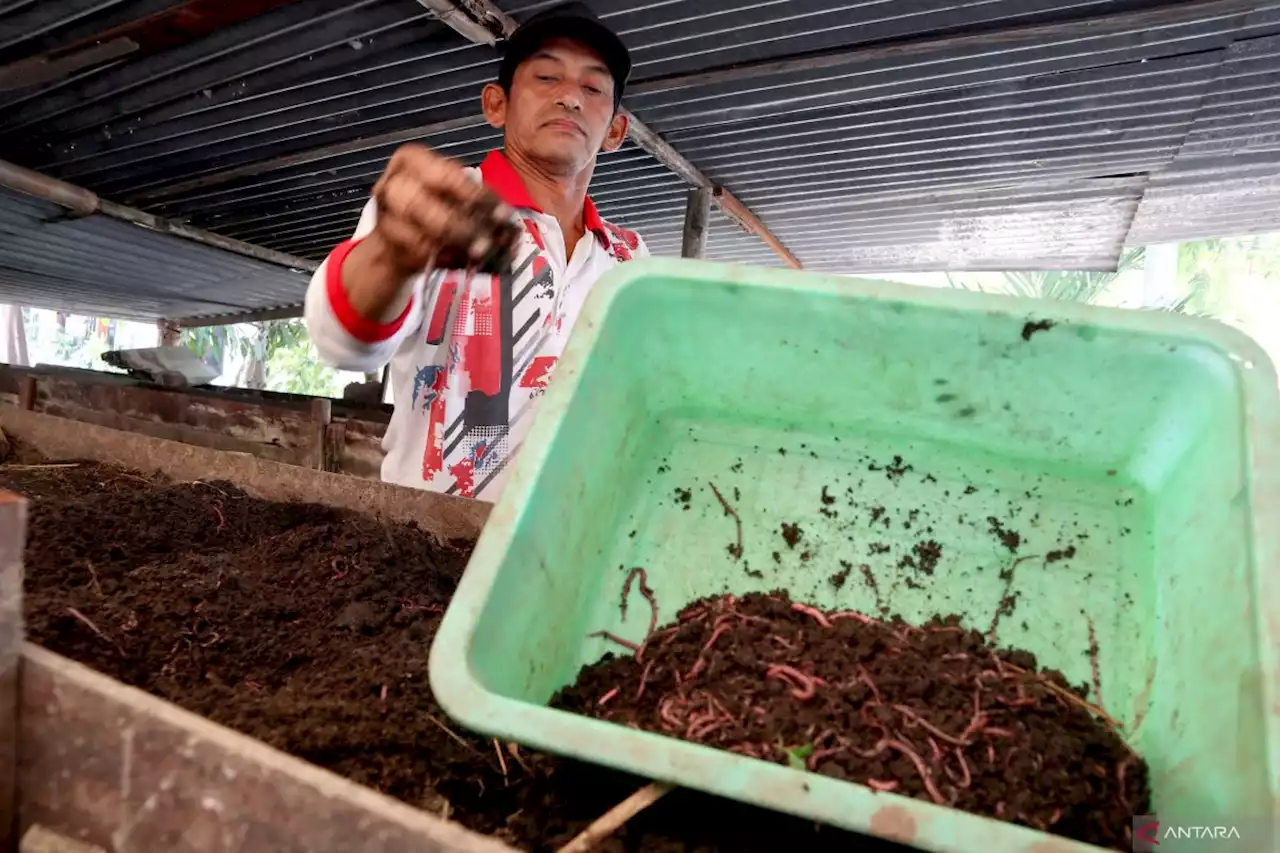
top-left (430, 258), bottom-right (1280, 852)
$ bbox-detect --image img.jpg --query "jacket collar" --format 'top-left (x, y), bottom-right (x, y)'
top-left (479, 149), bottom-right (609, 246)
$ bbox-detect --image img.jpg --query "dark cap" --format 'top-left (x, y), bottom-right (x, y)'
top-left (498, 2), bottom-right (631, 107)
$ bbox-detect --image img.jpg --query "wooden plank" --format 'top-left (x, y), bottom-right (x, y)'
top-left (714, 188), bottom-right (803, 269)
top-left (681, 187), bottom-right (711, 259)
top-left (0, 491), bottom-right (23, 851)
top-left (0, 409), bottom-right (488, 542)
top-left (19, 646), bottom-right (512, 853)
top-left (32, 377), bottom-right (315, 467)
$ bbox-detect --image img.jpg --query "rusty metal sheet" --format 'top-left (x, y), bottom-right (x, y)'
top-left (20, 645), bottom-right (513, 853)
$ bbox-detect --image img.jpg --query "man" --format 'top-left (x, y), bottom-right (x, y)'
top-left (305, 3), bottom-right (646, 499)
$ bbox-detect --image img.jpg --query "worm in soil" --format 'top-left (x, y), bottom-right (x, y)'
top-left (884, 739), bottom-right (946, 805)
top-left (708, 481), bottom-right (744, 560)
top-left (790, 602), bottom-right (833, 628)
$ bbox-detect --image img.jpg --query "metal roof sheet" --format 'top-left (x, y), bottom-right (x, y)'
top-left (0, 0), bottom-right (1279, 321)
top-left (0, 185), bottom-right (311, 321)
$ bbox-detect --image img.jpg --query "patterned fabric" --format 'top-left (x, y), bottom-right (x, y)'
top-left (304, 150), bottom-right (647, 499)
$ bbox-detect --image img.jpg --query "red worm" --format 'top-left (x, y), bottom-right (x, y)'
top-left (952, 748), bottom-right (972, 789)
top-left (986, 742), bottom-right (996, 764)
top-left (588, 631), bottom-right (641, 652)
top-left (984, 727), bottom-right (1016, 738)
top-left (807, 747), bottom-right (843, 771)
top-left (928, 736), bottom-right (943, 763)
top-left (791, 602), bottom-right (833, 628)
top-left (855, 737), bottom-right (891, 759)
top-left (829, 610), bottom-right (878, 624)
top-left (768, 634), bottom-right (798, 652)
top-left (867, 778), bottom-right (899, 792)
top-left (686, 658), bottom-right (707, 681)
top-left (1117, 754), bottom-right (1134, 809)
top-left (687, 718), bottom-right (724, 741)
top-left (622, 567), bottom-right (660, 639)
top-left (766, 664), bottom-right (825, 700)
top-left (942, 653), bottom-right (969, 661)
top-left (702, 622), bottom-right (734, 653)
top-left (1049, 808), bottom-right (1063, 826)
top-left (884, 740), bottom-right (946, 805)
top-left (857, 666), bottom-right (883, 704)
top-left (636, 660), bottom-right (655, 701)
top-left (598, 687), bottom-right (621, 706)
top-left (209, 501), bottom-right (225, 530)
top-left (961, 713), bottom-right (988, 740)
top-left (707, 693), bottom-right (734, 723)
top-left (892, 705), bottom-right (972, 746)
top-left (659, 698), bottom-right (683, 730)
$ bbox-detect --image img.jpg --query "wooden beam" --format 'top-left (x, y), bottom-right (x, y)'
top-left (175, 304), bottom-right (304, 327)
top-left (681, 187), bottom-right (711, 259)
top-left (415, 0), bottom-right (497, 44)
top-left (714, 188), bottom-right (802, 270)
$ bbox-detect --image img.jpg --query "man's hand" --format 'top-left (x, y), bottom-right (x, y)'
top-left (342, 144), bottom-right (514, 323)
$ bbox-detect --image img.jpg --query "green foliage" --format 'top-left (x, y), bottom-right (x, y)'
top-left (946, 247), bottom-right (1146, 304)
top-left (181, 319), bottom-right (338, 394)
top-left (777, 739), bottom-right (814, 771)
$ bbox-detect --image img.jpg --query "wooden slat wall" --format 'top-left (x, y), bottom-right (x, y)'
top-left (0, 366), bottom-right (389, 480)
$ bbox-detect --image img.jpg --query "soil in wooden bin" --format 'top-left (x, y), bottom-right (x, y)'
top-left (4, 451), bottom-right (907, 853)
top-left (554, 588), bottom-right (1149, 852)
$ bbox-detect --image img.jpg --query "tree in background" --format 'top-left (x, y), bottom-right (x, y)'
top-left (182, 319), bottom-right (340, 395)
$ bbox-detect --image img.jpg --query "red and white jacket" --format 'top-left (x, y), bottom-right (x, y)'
top-left (304, 150), bottom-right (647, 499)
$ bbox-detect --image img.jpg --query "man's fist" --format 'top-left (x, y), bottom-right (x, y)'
top-left (368, 144), bottom-right (519, 277)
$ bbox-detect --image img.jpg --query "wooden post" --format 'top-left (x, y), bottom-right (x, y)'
top-left (310, 397), bottom-right (332, 472)
top-left (17, 377), bottom-right (35, 412)
top-left (681, 187), bottom-right (711, 259)
top-left (0, 491), bottom-right (25, 852)
top-left (157, 320), bottom-right (180, 347)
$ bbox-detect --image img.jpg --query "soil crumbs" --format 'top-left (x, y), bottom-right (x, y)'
top-left (5, 451), bottom-right (907, 852)
top-left (555, 593), bottom-right (1148, 852)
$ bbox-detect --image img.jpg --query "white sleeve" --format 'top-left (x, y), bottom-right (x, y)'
top-left (632, 231), bottom-right (652, 259)
top-left (303, 198), bottom-right (430, 373)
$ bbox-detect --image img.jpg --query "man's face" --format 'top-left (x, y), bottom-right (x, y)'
top-left (485, 37), bottom-right (626, 174)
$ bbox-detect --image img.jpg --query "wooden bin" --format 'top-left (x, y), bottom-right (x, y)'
top-left (0, 409), bottom-right (511, 853)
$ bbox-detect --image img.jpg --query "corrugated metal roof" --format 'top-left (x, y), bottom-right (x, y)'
top-left (1, 0), bottom-right (1279, 320)
top-left (1128, 31), bottom-right (1280, 243)
top-left (0, 185), bottom-right (311, 321)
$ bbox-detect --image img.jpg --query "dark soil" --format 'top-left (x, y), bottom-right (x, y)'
top-left (3, 449), bottom-right (915, 852)
top-left (987, 516), bottom-right (1021, 552)
top-left (779, 522), bottom-right (803, 549)
top-left (1021, 319), bottom-right (1055, 341)
top-left (555, 593), bottom-right (1148, 852)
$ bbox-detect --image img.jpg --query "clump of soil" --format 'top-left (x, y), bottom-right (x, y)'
top-left (1021, 320), bottom-right (1055, 341)
top-left (779, 522), bottom-right (803, 549)
top-left (898, 540), bottom-right (943, 575)
top-left (6, 455), bottom-right (917, 852)
top-left (555, 592), bottom-right (1147, 852)
top-left (987, 516), bottom-right (1021, 552)
top-left (828, 562), bottom-right (852, 589)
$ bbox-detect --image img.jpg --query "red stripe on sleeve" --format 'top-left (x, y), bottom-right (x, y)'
top-left (325, 238), bottom-right (414, 343)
